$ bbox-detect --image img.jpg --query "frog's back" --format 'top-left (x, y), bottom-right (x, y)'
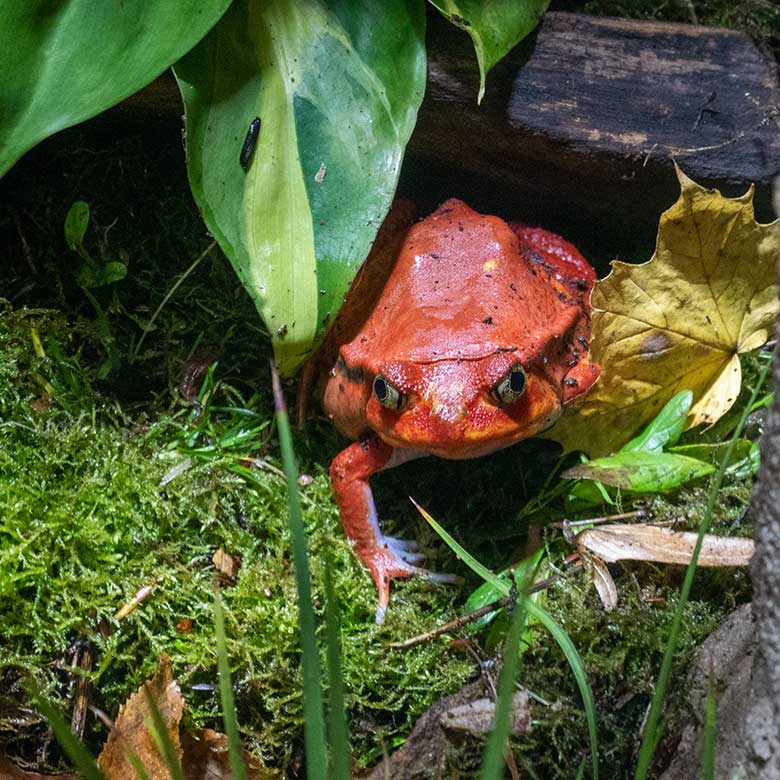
top-left (343, 198), bottom-right (592, 368)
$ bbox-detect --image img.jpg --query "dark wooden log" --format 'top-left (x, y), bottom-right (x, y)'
top-left (117, 11), bottom-right (780, 265)
top-left (403, 11), bottom-right (780, 265)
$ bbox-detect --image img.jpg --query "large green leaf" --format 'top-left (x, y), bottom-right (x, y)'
top-left (429, 0), bottom-right (550, 102)
top-left (0, 0), bottom-right (231, 176)
top-left (174, 0), bottom-right (426, 375)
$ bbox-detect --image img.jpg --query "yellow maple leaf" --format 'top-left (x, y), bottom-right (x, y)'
top-left (548, 167), bottom-right (779, 457)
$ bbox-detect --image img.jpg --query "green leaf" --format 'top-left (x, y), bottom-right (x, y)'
top-left (667, 439), bottom-right (760, 480)
top-left (0, 0), bottom-right (232, 176)
top-left (64, 201), bottom-right (90, 251)
top-left (323, 559), bottom-right (351, 780)
top-left (174, 0), bottom-right (427, 375)
top-left (480, 596), bottom-right (528, 780)
top-left (143, 691), bottom-right (185, 780)
top-left (749, 391), bottom-right (773, 413)
top-left (429, 0), bottom-right (550, 102)
top-left (102, 261), bottom-right (129, 285)
top-left (565, 453), bottom-right (617, 509)
top-left (128, 752), bottom-right (153, 780)
top-left (730, 440), bottom-right (760, 479)
top-left (270, 364), bottom-right (328, 779)
top-left (214, 594), bottom-right (248, 780)
top-left (77, 261), bottom-right (128, 289)
top-left (702, 668), bottom-right (716, 780)
top-left (668, 439), bottom-right (753, 469)
top-left (621, 390), bottom-right (693, 453)
top-left (563, 451), bottom-right (715, 492)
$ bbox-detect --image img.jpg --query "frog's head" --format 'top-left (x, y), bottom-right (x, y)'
top-left (364, 353), bottom-right (567, 459)
top-left (327, 196), bottom-right (600, 455)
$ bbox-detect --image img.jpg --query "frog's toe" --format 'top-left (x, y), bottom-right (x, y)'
top-left (421, 570), bottom-right (463, 585)
top-left (383, 536), bottom-right (419, 552)
top-left (382, 536), bottom-right (425, 564)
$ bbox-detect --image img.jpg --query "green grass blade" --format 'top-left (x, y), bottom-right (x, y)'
top-left (413, 498), bottom-right (506, 592)
top-left (415, 499), bottom-right (599, 779)
top-left (480, 594), bottom-right (528, 780)
top-left (26, 686), bottom-right (104, 780)
top-left (143, 690), bottom-right (185, 780)
top-left (270, 363), bottom-right (328, 780)
top-left (214, 593), bottom-right (248, 780)
top-left (128, 750), bottom-right (153, 780)
top-left (525, 599), bottom-right (599, 780)
top-left (634, 356), bottom-right (771, 780)
top-left (702, 667), bottom-right (716, 780)
top-left (323, 558), bottom-right (351, 780)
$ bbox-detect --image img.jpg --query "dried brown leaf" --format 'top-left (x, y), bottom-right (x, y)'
top-left (590, 556), bottom-right (618, 610)
top-left (212, 549), bottom-right (241, 581)
top-left (97, 654), bottom-right (183, 780)
top-left (576, 524), bottom-right (754, 566)
top-left (181, 729), bottom-right (276, 780)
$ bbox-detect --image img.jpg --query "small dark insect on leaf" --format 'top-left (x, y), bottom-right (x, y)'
top-left (239, 116), bottom-right (261, 171)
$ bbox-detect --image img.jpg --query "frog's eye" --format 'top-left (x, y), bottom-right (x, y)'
top-left (493, 364), bottom-right (526, 404)
top-left (373, 374), bottom-right (404, 410)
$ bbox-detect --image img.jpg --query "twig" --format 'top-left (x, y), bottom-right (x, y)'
top-left (70, 643), bottom-right (93, 739)
top-left (387, 565), bottom-right (583, 649)
top-left (550, 508), bottom-right (651, 529)
top-left (669, 105), bottom-right (779, 156)
top-left (131, 240), bottom-right (216, 360)
top-left (13, 212), bottom-right (36, 274)
top-left (691, 91), bottom-right (717, 132)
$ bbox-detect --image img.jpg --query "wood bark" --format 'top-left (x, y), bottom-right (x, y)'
top-left (744, 177), bottom-right (780, 779)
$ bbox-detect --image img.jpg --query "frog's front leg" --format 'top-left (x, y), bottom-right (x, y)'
top-left (330, 435), bottom-right (460, 623)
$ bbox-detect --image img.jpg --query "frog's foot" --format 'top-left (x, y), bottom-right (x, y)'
top-left (361, 542), bottom-right (462, 624)
top-left (562, 360), bottom-right (601, 402)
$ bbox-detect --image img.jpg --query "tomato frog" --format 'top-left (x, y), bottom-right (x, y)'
top-left (316, 199), bottom-right (599, 622)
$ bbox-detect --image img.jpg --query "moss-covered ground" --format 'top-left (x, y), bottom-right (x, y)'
top-left (0, 34), bottom-right (772, 776)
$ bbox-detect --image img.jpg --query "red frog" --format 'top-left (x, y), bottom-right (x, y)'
top-left (319, 199), bottom-right (599, 622)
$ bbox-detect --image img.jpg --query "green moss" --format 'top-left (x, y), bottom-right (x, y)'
top-left (506, 565), bottom-right (739, 779)
top-left (0, 300), bottom-right (472, 770)
top-left (578, 0), bottom-right (779, 42)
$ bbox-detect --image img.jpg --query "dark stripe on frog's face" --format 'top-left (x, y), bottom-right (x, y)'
top-left (336, 355), bottom-right (366, 385)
